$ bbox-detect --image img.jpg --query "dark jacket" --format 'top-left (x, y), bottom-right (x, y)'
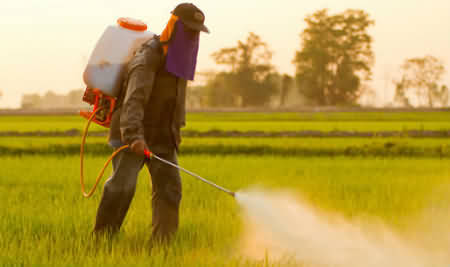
top-left (109, 37), bottom-right (187, 154)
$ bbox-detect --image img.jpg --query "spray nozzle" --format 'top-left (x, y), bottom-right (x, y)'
top-left (144, 149), bottom-right (153, 159)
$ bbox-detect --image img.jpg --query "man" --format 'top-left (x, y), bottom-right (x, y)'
top-left (93, 3), bottom-right (209, 243)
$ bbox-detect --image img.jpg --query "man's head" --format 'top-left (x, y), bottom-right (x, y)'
top-left (160, 3), bottom-right (208, 81)
top-left (171, 3), bottom-right (209, 34)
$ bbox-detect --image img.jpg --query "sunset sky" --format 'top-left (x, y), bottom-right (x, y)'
top-left (0, 0), bottom-right (449, 108)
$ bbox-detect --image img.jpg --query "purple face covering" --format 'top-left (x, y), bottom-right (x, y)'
top-left (165, 20), bottom-right (200, 81)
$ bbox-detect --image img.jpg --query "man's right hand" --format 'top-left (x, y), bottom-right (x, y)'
top-left (130, 139), bottom-right (149, 157)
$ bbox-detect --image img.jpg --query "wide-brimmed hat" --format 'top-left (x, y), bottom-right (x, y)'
top-left (171, 3), bottom-right (210, 34)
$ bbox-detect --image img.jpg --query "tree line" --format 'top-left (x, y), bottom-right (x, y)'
top-left (192, 9), bottom-right (448, 108)
top-left (21, 89), bottom-right (86, 109)
top-left (15, 8), bottom-right (448, 109)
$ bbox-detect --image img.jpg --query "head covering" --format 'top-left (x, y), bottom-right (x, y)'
top-left (160, 14), bottom-right (179, 56)
top-left (171, 3), bottom-right (209, 34)
top-left (165, 20), bottom-right (199, 81)
top-left (159, 3), bottom-right (208, 81)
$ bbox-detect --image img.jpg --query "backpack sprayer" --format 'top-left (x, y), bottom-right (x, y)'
top-left (79, 88), bottom-right (116, 127)
top-left (79, 18), bottom-right (235, 199)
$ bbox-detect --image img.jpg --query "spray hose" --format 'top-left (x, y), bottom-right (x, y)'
top-left (80, 109), bottom-right (129, 198)
top-left (80, 108), bottom-right (235, 198)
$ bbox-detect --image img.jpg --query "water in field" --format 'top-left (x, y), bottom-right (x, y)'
top-left (235, 190), bottom-right (438, 267)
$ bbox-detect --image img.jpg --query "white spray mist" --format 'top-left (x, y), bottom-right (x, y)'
top-left (235, 189), bottom-right (431, 267)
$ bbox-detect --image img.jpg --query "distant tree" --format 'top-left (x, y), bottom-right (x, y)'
top-left (394, 55), bottom-right (447, 107)
top-left (279, 74), bottom-right (293, 107)
top-left (393, 77), bottom-right (412, 107)
top-left (293, 9), bottom-right (375, 106)
top-left (441, 85), bottom-right (449, 106)
top-left (202, 72), bottom-right (238, 107)
top-left (211, 32), bottom-right (278, 107)
top-left (186, 84), bottom-right (204, 109)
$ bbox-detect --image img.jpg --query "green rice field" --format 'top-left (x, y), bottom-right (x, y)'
top-left (1, 111), bottom-right (449, 266)
top-left (2, 111), bottom-right (450, 133)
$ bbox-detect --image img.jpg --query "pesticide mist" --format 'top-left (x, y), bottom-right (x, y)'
top-left (235, 189), bottom-right (438, 267)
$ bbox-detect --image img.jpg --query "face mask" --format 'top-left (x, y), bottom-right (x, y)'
top-left (165, 20), bottom-right (200, 81)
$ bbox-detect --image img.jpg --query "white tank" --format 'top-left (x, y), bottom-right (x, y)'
top-left (83, 18), bottom-right (155, 97)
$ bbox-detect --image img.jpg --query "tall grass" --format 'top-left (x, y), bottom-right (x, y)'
top-left (2, 112), bottom-right (450, 133)
top-left (1, 155), bottom-right (449, 266)
top-left (2, 136), bottom-right (450, 158)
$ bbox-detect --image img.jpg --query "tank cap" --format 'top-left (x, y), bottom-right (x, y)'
top-left (117, 17), bottom-right (147, 32)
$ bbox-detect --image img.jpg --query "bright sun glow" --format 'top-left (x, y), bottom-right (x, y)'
top-left (0, 0), bottom-right (449, 108)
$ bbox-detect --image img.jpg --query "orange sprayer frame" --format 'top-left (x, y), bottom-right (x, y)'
top-left (80, 88), bottom-right (116, 128)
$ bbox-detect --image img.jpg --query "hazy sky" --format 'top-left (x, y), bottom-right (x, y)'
top-left (0, 0), bottom-right (449, 108)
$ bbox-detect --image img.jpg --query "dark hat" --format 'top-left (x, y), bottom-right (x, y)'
top-left (172, 3), bottom-right (209, 34)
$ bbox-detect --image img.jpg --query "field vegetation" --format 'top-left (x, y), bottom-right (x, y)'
top-left (2, 136), bottom-right (450, 158)
top-left (1, 155), bottom-right (449, 266)
top-left (2, 111), bottom-right (450, 133)
top-left (1, 111), bottom-right (449, 266)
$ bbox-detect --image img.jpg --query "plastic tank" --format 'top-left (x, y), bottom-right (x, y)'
top-left (83, 18), bottom-right (155, 97)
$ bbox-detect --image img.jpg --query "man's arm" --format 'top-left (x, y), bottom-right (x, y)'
top-left (120, 41), bottom-right (161, 153)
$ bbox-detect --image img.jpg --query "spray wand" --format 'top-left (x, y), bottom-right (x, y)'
top-left (144, 150), bottom-right (235, 197)
top-left (80, 108), bottom-right (235, 198)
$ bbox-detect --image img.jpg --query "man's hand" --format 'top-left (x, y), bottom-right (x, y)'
top-left (130, 139), bottom-right (149, 157)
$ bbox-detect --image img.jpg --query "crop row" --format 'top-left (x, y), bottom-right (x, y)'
top-left (2, 136), bottom-right (450, 158)
top-left (1, 111), bottom-right (450, 133)
top-left (2, 119), bottom-right (450, 134)
top-left (3, 111), bottom-right (450, 122)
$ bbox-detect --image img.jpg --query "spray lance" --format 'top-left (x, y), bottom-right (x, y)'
top-left (144, 151), bottom-right (235, 197)
top-left (80, 108), bottom-right (235, 199)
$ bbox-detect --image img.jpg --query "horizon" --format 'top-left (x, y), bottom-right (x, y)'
top-left (1, 0), bottom-right (449, 108)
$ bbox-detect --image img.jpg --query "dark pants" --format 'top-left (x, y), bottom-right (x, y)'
top-left (93, 149), bottom-right (182, 243)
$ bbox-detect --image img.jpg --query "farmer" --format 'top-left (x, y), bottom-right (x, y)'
top-left (93, 3), bottom-right (209, 243)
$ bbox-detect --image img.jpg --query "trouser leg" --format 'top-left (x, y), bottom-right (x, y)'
top-left (93, 150), bottom-right (145, 234)
top-left (147, 150), bottom-right (182, 243)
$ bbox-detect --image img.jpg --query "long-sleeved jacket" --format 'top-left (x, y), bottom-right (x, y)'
top-left (109, 37), bottom-right (187, 154)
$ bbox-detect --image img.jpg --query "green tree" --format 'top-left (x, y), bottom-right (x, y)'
top-left (393, 77), bottom-right (412, 107)
top-left (394, 55), bottom-right (447, 107)
top-left (211, 32), bottom-right (278, 107)
top-left (293, 9), bottom-right (374, 106)
top-left (279, 74), bottom-right (293, 107)
top-left (201, 71), bottom-right (237, 107)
